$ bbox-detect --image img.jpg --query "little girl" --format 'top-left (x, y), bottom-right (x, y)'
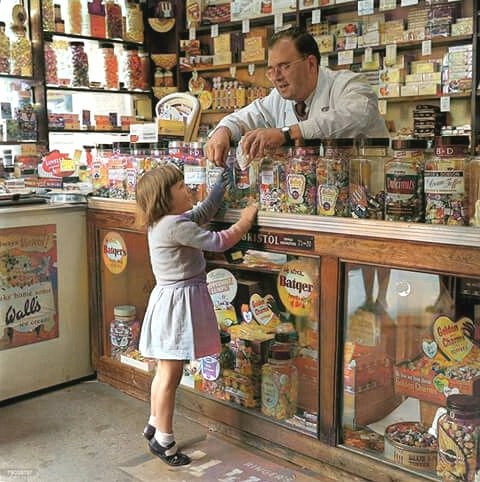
top-left (135, 163), bottom-right (257, 467)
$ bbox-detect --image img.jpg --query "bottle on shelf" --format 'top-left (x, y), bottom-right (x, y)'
top-left (105, 0), bottom-right (123, 40)
top-left (69, 41), bottom-right (89, 87)
top-left (88, 0), bottom-right (106, 38)
top-left (100, 42), bottom-right (119, 89)
top-left (68, 0), bottom-right (83, 35)
top-left (10, 25), bottom-right (32, 77)
top-left (125, 0), bottom-right (144, 43)
top-left (0, 22), bottom-right (10, 74)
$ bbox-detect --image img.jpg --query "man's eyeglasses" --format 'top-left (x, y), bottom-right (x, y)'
top-left (266, 56), bottom-right (307, 79)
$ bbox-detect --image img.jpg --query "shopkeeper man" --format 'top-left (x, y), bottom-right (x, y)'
top-left (205, 26), bottom-right (389, 166)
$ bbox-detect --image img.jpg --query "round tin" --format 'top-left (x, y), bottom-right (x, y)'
top-left (384, 422), bottom-right (437, 472)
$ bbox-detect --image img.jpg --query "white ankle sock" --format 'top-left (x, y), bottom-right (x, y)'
top-left (154, 431), bottom-right (174, 448)
top-left (148, 415), bottom-right (157, 427)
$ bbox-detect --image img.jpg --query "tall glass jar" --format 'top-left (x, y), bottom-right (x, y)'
top-left (261, 343), bottom-right (298, 420)
top-left (88, 0), bottom-right (106, 38)
top-left (10, 26), bottom-right (32, 77)
top-left (349, 138), bottom-right (390, 219)
top-left (424, 135), bottom-right (470, 225)
top-left (0, 22), bottom-right (10, 74)
top-left (92, 143), bottom-right (112, 196)
top-left (284, 143), bottom-right (318, 214)
top-left (105, 0), bottom-right (123, 39)
top-left (437, 394), bottom-right (480, 482)
top-left (42, 0), bottom-right (55, 31)
top-left (44, 35), bottom-right (58, 85)
top-left (68, 0), bottom-right (83, 35)
top-left (109, 305), bottom-right (140, 359)
top-left (139, 49), bottom-right (150, 90)
top-left (184, 142), bottom-right (207, 205)
top-left (468, 156), bottom-right (480, 226)
top-left (100, 42), bottom-right (118, 89)
top-left (122, 44), bottom-right (142, 90)
top-left (317, 138), bottom-right (355, 217)
top-left (231, 157), bottom-right (259, 208)
top-left (168, 140), bottom-right (185, 170)
top-left (69, 41), bottom-right (89, 87)
top-left (385, 139), bottom-right (427, 222)
top-left (259, 147), bottom-right (287, 212)
top-left (125, 0), bottom-right (144, 43)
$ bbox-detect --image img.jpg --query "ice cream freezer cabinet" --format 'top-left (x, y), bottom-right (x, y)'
top-left (0, 204), bottom-right (93, 401)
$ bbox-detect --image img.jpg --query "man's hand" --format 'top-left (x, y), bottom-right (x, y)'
top-left (240, 128), bottom-right (285, 160)
top-left (205, 126), bottom-right (232, 167)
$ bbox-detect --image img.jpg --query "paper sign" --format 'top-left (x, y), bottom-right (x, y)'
top-left (422, 40), bottom-right (432, 56)
top-left (130, 122), bottom-right (158, 143)
top-left (378, 99), bottom-right (387, 115)
top-left (338, 50), bottom-right (354, 65)
top-left (386, 44), bottom-right (397, 64)
top-left (401, 0), bottom-right (418, 5)
top-left (440, 96), bottom-right (451, 112)
top-left (358, 0), bottom-right (374, 16)
top-left (274, 13), bottom-right (283, 30)
top-left (312, 9), bottom-right (321, 24)
top-left (320, 55), bottom-right (329, 67)
top-left (211, 24), bottom-right (218, 38)
top-left (242, 19), bottom-right (250, 33)
top-left (189, 27), bottom-right (196, 40)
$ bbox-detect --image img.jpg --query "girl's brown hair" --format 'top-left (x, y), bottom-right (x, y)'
top-left (135, 163), bottom-right (184, 228)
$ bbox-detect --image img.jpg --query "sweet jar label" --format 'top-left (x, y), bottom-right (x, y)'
top-left (433, 315), bottom-right (473, 362)
top-left (286, 174), bottom-right (306, 204)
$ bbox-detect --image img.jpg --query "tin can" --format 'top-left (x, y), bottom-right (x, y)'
top-left (384, 422), bottom-right (438, 472)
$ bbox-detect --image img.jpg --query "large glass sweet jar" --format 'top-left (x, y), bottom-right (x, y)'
top-left (317, 138), bottom-right (355, 217)
top-left (125, 0), bottom-right (144, 43)
top-left (231, 154), bottom-right (259, 209)
top-left (44, 35), bottom-right (58, 85)
top-left (385, 138), bottom-right (427, 222)
top-left (42, 0), bottom-right (55, 31)
top-left (261, 334), bottom-right (298, 420)
top-left (69, 41), bottom-right (89, 87)
top-left (424, 135), bottom-right (470, 225)
top-left (259, 147), bottom-right (287, 212)
top-left (437, 394), bottom-right (480, 482)
top-left (0, 22), bottom-right (10, 74)
top-left (68, 0), bottom-right (83, 35)
top-left (105, 0), bottom-right (123, 39)
top-left (100, 42), bottom-right (118, 89)
top-left (184, 142), bottom-right (206, 205)
top-left (88, 0), bottom-right (106, 38)
top-left (10, 26), bottom-right (32, 77)
top-left (284, 142), bottom-right (318, 214)
top-left (349, 138), bottom-right (390, 219)
top-left (110, 305), bottom-right (140, 360)
top-left (122, 44), bottom-right (142, 90)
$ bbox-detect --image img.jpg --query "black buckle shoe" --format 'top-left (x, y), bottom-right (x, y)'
top-left (148, 439), bottom-right (191, 467)
top-left (143, 423), bottom-right (156, 440)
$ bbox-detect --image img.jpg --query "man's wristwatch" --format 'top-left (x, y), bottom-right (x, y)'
top-left (281, 126), bottom-right (292, 144)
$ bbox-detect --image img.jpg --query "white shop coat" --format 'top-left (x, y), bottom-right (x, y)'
top-left (215, 67), bottom-right (389, 140)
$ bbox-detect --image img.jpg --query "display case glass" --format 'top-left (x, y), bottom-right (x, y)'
top-left (341, 263), bottom-right (480, 480)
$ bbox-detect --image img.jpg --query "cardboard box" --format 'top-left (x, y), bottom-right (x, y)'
top-left (223, 369), bottom-right (260, 408)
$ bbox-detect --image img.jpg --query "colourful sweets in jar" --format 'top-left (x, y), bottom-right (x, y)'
top-left (105, 0), bottom-right (123, 39)
top-left (69, 41), bottom-right (89, 87)
top-left (259, 147), bottom-right (287, 212)
top-left (0, 22), bottom-right (10, 74)
top-left (123, 44), bottom-right (142, 90)
top-left (100, 42), bottom-right (119, 89)
top-left (44, 37), bottom-right (58, 85)
top-left (284, 144), bottom-right (318, 214)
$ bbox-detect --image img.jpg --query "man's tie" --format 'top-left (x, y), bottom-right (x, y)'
top-left (295, 101), bottom-right (307, 121)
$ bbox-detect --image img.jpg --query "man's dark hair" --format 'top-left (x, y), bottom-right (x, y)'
top-left (268, 26), bottom-right (320, 66)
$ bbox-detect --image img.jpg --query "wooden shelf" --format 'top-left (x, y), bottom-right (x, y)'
top-left (46, 86), bottom-right (152, 95)
top-left (0, 140), bottom-right (40, 145)
top-left (0, 73), bottom-right (35, 81)
top-left (180, 60), bottom-right (266, 73)
top-left (383, 91), bottom-right (471, 103)
top-left (49, 128), bottom-right (132, 134)
top-left (206, 258), bottom-right (281, 274)
top-left (43, 30), bottom-right (143, 46)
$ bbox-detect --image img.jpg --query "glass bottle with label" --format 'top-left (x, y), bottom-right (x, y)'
top-left (69, 41), bottom-right (89, 87)
top-left (385, 139), bottom-right (427, 222)
top-left (437, 394), bottom-right (480, 482)
top-left (349, 138), bottom-right (390, 219)
top-left (110, 305), bottom-right (140, 359)
top-left (285, 143), bottom-right (318, 214)
top-left (317, 138), bottom-right (355, 217)
top-left (0, 22), bottom-right (10, 74)
top-left (125, 0), bottom-right (144, 43)
top-left (100, 42), bottom-right (118, 89)
top-left (10, 26), bottom-right (32, 77)
top-left (259, 147), bottom-right (287, 212)
top-left (261, 338), bottom-right (298, 420)
top-left (425, 135), bottom-right (470, 225)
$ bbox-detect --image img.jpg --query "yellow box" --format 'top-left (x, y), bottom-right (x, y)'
top-left (423, 72), bottom-right (441, 82)
top-left (243, 36), bottom-right (264, 51)
top-left (157, 118), bottom-right (184, 136)
top-left (379, 68), bottom-right (405, 83)
top-left (379, 83), bottom-right (400, 98)
top-left (401, 84), bottom-right (419, 96)
top-left (411, 61), bottom-right (439, 74)
top-left (316, 34), bottom-right (334, 53)
top-left (213, 51), bottom-right (232, 65)
top-left (240, 48), bottom-right (265, 63)
top-left (213, 33), bottom-right (231, 53)
top-left (406, 73), bottom-right (423, 83)
top-left (417, 83), bottom-right (441, 96)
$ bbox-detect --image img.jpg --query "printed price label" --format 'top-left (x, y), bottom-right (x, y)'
top-left (358, 0), bottom-right (374, 16)
top-left (401, 0), bottom-right (418, 5)
top-left (312, 9), bottom-right (321, 24)
top-left (274, 13), bottom-right (283, 30)
top-left (242, 19), bottom-right (250, 33)
top-left (440, 96), bottom-right (451, 112)
top-left (422, 40), bottom-right (432, 56)
top-left (248, 63), bottom-right (255, 76)
top-left (338, 50), bottom-right (354, 65)
top-left (189, 27), bottom-right (196, 40)
top-left (378, 99), bottom-right (387, 115)
top-left (386, 44), bottom-right (397, 64)
top-left (211, 24), bottom-right (219, 38)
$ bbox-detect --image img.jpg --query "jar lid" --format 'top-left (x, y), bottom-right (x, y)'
top-left (274, 332), bottom-right (290, 343)
top-left (447, 394), bottom-right (480, 414)
top-left (99, 42), bottom-right (114, 49)
top-left (96, 143), bottom-right (113, 150)
top-left (301, 139), bottom-right (321, 148)
top-left (323, 138), bottom-right (355, 147)
top-left (434, 135), bottom-right (470, 146)
top-left (124, 43), bottom-right (139, 51)
top-left (0, 21), bottom-right (5, 27)
top-left (189, 142), bottom-right (204, 150)
top-left (391, 139), bottom-right (428, 150)
top-left (168, 141), bottom-right (184, 148)
top-left (361, 137), bottom-right (390, 147)
top-left (114, 305), bottom-right (136, 317)
top-left (69, 41), bottom-right (85, 46)
top-left (220, 331), bottom-right (231, 344)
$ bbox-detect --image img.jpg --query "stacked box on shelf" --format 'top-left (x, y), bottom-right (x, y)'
top-left (409, 60), bottom-right (442, 96)
top-left (405, 6), bottom-right (428, 41)
top-left (379, 68), bottom-right (405, 99)
top-left (442, 44), bottom-right (472, 94)
top-left (330, 21), bottom-right (362, 53)
top-left (383, 20), bottom-right (405, 44)
top-left (425, 3), bottom-right (458, 38)
top-left (413, 104), bottom-right (446, 141)
top-left (358, 15), bottom-right (384, 48)
top-left (451, 17), bottom-right (473, 36)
